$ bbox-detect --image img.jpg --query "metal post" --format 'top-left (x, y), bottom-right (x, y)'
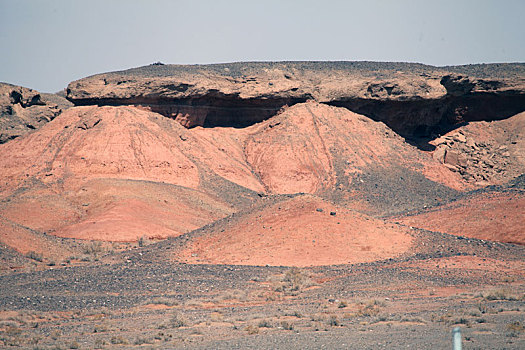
top-left (452, 326), bottom-right (462, 350)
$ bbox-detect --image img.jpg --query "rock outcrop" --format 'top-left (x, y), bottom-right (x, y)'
top-left (430, 112), bottom-right (525, 186)
top-left (0, 83), bottom-right (72, 143)
top-left (66, 62), bottom-right (525, 138)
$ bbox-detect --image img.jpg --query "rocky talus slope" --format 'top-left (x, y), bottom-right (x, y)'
top-left (430, 112), bottom-right (524, 186)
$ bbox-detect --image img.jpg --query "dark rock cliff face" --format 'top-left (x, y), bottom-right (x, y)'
top-left (0, 83), bottom-right (73, 143)
top-left (71, 96), bottom-right (308, 128)
top-left (329, 92), bottom-right (525, 138)
top-left (66, 62), bottom-right (525, 139)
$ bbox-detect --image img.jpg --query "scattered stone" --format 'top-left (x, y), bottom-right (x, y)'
top-left (452, 133), bottom-right (466, 143)
top-left (432, 145), bottom-right (447, 163)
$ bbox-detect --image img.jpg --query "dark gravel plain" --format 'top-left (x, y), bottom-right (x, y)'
top-left (1, 217), bottom-right (524, 349)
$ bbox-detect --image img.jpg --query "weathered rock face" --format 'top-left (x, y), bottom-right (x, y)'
top-left (0, 83), bottom-right (73, 143)
top-left (430, 111), bottom-right (525, 186)
top-left (66, 62), bottom-right (525, 138)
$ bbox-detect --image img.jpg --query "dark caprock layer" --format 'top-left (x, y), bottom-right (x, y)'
top-left (66, 61), bottom-right (525, 139)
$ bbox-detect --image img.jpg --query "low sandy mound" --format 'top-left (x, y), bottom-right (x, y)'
top-left (244, 101), bottom-right (468, 194)
top-left (0, 178), bottom-right (234, 243)
top-left (0, 219), bottom-right (77, 262)
top-left (392, 191), bottom-right (525, 245)
top-left (430, 112), bottom-right (525, 187)
top-left (175, 195), bottom-right (414, 267)
top-left (50, 179), bottom-right (234, 241)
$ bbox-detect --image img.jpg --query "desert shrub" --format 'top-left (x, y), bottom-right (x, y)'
top-left (283, 267), bottom-right (308, 291)
top-left (83, 242), bottom-right (105, 256)
top-left (328, 315), bottom-right (339, 327)
top-left (110, 335), bottom-right (128, 345)
top-left (93, 323), bottom-right (110, 333)
top-left (169, 313), bottom-right (188, 328)
top-left (284, 311), bottom-right (303, 318)
top-left (50, 330), bottom-right (61, 340)
top-left (452, 317), bottom-right (470, 326)
top-left (0, 326), bottom-right (23, 346)
top-left (483, 289), bottom-right (522, 301)
top-left (477, 304), bottom-right (489, 314)
top-left (356, 299), bottom-right (384, 317)
top-left (148, 297), bottom-right (179, 307)
top-left (94, 338), bottom-right (107, 348)
top-left (245, 324), bottom-right (259, 334)
top-left (209, 312), bottom-right (224, 322)
top-left (68, 341), bottom-right (80, 349)
top-left (25, 251), bottom-right (43, 262)
top-left (280, 321), bottom-right (294, 330)
top-left (507, 321), bottom-right (524, 333)
top-left (272, 268), bottom-right (313, 295)
top-left (134, 337), bottom-right (154, 345)
top-left (258, 320), bottom-right (273, 328)
top-left (138, 236), bottom-right (149, 247)
top-left (468, 308), bottom-right (481, 317)
top-left (214, 289), bottom-right (248, 302)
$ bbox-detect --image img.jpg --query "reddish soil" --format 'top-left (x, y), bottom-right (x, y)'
top-left (176, 195), bottom-right (413, 266)
top-left (0, 219), bottom-right (77, 261)
top-left (0, 106), bottom-right (238, 245)
top-left (393, 191), bottom-right (525, 245)
top-left (0, 101), bottom-right (466, 249)
top-left (0, 106), bottom-right (201, 189)
top-left (245, 101), bottom-right (468, 193)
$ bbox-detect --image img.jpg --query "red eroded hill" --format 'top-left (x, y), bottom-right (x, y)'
top-left (0, 102), bottom-right (468, 256)
top-left (244, 101), bottom-right (468, 194)
top-left (175, 195), bottom-right (414, 267)
top-left (0, 106), bottom-right (244, 245)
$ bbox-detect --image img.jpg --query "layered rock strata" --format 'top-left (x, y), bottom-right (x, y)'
top-left (66, 62), bottom-right (525, 138)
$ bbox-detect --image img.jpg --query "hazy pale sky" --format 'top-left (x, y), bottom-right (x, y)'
top-left (1, 0), bottom-right (524, 92)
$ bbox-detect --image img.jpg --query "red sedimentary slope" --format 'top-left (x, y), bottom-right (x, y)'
top-left (244, 101), bottom-right (468, 194)
top-left (0, 219), bottom-right (77, 261)
top-left (0, 102), bottom-right (467, 254)
top-left (175, 195), bottom-right (414, 267)
top-left (0, 106), bottom-right (238, 244)
top-left (392, 191), bottom-right (525, 245)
